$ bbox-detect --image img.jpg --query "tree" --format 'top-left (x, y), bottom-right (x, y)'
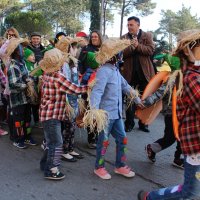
top-left (0, 0), bottom-right (23, 35)
top-left (90, 0), bottom-right (100, 31)
top-left (159, 5), bottom-right (200, 50)
top-left (4, 11), bottom-right (52, 36)
top-left (114, 0), bottom-right (156, 37)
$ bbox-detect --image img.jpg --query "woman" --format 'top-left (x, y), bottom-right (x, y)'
top-left (78, 30), bottom-right (103, 149)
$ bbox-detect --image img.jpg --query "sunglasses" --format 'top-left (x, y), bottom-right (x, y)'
top-left (8, 34), bottom-right (16, 38)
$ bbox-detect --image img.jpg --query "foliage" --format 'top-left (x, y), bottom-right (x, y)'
top-left (4, 11), bottom-right (52, 36)
top-left (89, 0), bottom-right (100, 32)
top-left (158, 5), bottom-right (200, 50)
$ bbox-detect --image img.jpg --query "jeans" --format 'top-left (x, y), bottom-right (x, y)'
top-left (41, 119), bottom-right (63, 176)
top-left (95, 118), bottom-right (127, 169)
top-left (147, 157), bottom-right (200, 199)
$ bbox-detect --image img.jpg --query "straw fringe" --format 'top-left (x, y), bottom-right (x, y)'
top-left (165, 70), bottom-right (183, 104)
top-left (126, 88), bottom-right (140, 109)
top-left (83, 109), bottom-right (108, 133)
top-left (26, 80), bottom-right (38, 104)
top-left (65, 102), bottom-right (75, 120)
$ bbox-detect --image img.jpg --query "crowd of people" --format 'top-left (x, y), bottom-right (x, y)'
top-left (0, 15), bottom-right (199, 200)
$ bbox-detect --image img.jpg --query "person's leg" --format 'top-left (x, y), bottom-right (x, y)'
top-left (146, 115), bottom-right (175, 163)
top-left (62, 120), bottom-right (77, 162)
top-left (11, 105), bottom-right (27, 148)
top-left (139, 158), bottom-right (200, 200)
top-left (31, 104), bottom-right (39, 123)
top-left (94, 120), bottom-right (114, 179)
top-left (111, 119), bottom-right (135, 177)
top-left (172, 141), bottom-right (184, 169)
top-left (42, 119), bottom-right (65, 180)
top-left (124, 103), bottom-right (135, 132)
top-left (87, 127), bottom-right (98, 148)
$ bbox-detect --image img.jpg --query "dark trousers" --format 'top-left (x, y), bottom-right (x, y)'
top-left (8, 104), bottom-right (32, 143)
top-left (155, 115), bottom-right (182, 159)
top-left (125, 71), bottom-right (148, 127)
top-left (31, 104), bottom-right (39, 123)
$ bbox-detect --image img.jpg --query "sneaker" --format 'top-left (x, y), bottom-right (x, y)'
top-left (0, 128), bottom-right (8, 136)
top-left (24, 138), bottom-right (37, 146)
top-left (94, 167), bottom-right (111, 180)
top-left (114, 165), bottom-right (135, 178)
top-left (41, 140), bottom-right (47, 150)
top-left (145, 144), bottom-right (156, 163)
top-left (87, 143), bottom-right (96, 149)
top-left (137, 190), bottom-right (149, 200)
top-left (69, 151), bottom-right (84, 159)
top-left (61, 153), bottom-right (77, 162)
top-left (13, 142), bottom-right (28, 149)
top-left (172, 158), bottom-right (184, 169)
top-left (44, 170), bottom-right (65, 180)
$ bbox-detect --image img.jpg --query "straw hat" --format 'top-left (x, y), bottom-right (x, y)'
top-left (4, 37), bottom-right (29, 58)
top-left (174, 29), bottom-right (200, 54)
top-left (39, 48), bottom-right (68, 73)
top-left (95, 39), bottom-right (131, 64)
top-left (55, 36), bottom-right (83, 53)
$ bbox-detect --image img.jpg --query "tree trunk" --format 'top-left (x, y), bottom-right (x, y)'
top-left (103, 1), bottom-right (107, 36)
top-left (120, 0), bottom-right (125, 37)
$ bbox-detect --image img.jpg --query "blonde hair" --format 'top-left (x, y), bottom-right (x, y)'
top-left (4, 27), bottom-right (20, 39)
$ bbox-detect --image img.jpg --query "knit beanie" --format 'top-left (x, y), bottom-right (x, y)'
top-left (85, 52), bottom-right (99, 69)
top-left (24, 48), bottom-right (34, 60)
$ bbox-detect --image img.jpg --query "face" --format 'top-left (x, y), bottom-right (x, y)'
top-left (91, 32), bottom-right (100, 46)
top-left (7, 30), bottom-right (16, 39)
top-left (184, 41), bottom-right (200, 62)
top-left (127, 19), bottom-right (140, 35)
top-left (31, 36), bottom-right (41, 46)
top-left (27, 54), bottom-right (35, 63)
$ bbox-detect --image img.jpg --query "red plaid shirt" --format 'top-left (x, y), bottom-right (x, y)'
top-left (39, 71), bottom-right (87, 122)
top-left (177, 64), bottom-right (200, 155)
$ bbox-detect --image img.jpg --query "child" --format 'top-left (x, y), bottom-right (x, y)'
top-left (144, 54), bottom-right (183, 169)
top-left (3, 37), bottom-right (34, 148)
top-left (39, 47), bottom-right (87, 180)
top-left (138, 29), bottom-right (200, 200)
top-left (85, 39), bottom-right (143, 180)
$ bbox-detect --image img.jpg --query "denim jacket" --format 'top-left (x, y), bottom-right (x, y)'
top-left (90, 63), bottom-right (131, 119)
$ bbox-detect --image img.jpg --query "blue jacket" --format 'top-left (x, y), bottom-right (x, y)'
top-left (90, 63), bottom-right (131, 119)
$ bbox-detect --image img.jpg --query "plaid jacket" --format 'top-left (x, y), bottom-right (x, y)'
top-left (39, 71), bottom-right (87, 122)
top-left (7, 60), bottom-right (29, 108)
top-left (177, 64), bottom-right (200, 155)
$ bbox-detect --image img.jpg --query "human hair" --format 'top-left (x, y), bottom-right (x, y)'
top-left (89, 30), bottom-right (103, 47)
top-left (4, 27), bottom-right (20, 39)
top-left (127, 16), bottom-right (140, 25)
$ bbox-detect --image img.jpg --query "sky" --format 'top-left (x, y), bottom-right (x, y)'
top-left (84, 0), bottom-right (200, 37)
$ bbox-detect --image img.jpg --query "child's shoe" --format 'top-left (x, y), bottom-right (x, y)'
top-left (13, 142), bottom-right (28, 149)
top-left (44, 167), bottom-right (65, 180)
top-left (94, 167), bottom-right (111, 180)
top-left (25, 137), bottom-right (37, 146)
top-left (172, 158), bottom-right (184, 169)
top-left (114, 165), bottom-right (135, 178)
top-left (0, 128), bottom-right (8, 136)
top-left (145, 144), bottom-right (156, 163)
top-left (137, 190), bottom-right (149, 200)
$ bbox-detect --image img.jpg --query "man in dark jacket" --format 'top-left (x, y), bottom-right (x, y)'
top-left (121, 16), bottom-right (155, 132)
top-left (28, 32), bottom-right (45, 63)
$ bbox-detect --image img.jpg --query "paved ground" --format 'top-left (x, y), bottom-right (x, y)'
top-left (0, 115), bottom-right (183, 200)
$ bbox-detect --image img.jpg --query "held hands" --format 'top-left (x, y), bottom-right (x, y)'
top-left (131, 37), bottom-right (138, 48)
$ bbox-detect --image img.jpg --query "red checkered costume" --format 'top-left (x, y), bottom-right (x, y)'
top-left (39, 71), bottom-right (87, 122)
top-left (177, 64), bottom-right (200, 155)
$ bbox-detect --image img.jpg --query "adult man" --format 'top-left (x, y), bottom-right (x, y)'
top-left (28, 32), bottom-right (45, 63)
top-left (121, 16), bottom-right (155, 132)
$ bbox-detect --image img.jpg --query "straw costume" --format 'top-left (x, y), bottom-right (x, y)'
top-left (39, 47), bottom-right (87, 180)
top-left (84, 39), bottom-right (142, 180)
top-left (2, 37), bottom-right (37, 148)
top-left (138, 29), bottom-right (200, 200)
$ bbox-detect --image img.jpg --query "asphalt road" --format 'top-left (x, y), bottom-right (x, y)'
top-left (0, 115), bottom-right (183, 200)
